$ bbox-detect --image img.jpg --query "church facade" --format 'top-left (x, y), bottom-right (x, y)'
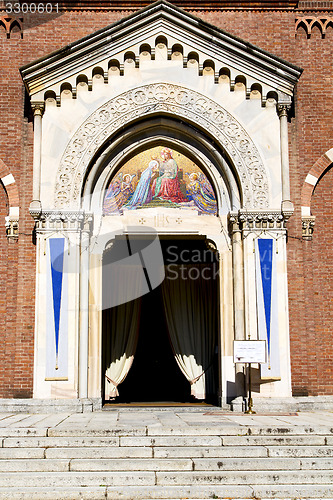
top-left (0, 0), bottom-right (332, 408)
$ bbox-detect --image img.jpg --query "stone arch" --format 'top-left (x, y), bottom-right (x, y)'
top-left (0, 159), bottom-right (19, 238)
top-left (83, 124), bottom-right (234, 217)
top-left (54, 83), bottom-right (270, 211)
top-left (301, 148), bottom-right (333, 239)
top-left (0, 159), bottom-right (19, 211)
top-left (301, 149), bottom-right (333, 215)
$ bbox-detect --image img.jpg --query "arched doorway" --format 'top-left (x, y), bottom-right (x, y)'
top-left (102, 236), bottom-right (220, 406)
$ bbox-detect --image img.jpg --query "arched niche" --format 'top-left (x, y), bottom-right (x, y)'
top-left (101, 145), bottom-right (219, 216)
top-left (81, 116), bottom-right (239, 218)
top-left (55, 83), bottom-right (270, 211)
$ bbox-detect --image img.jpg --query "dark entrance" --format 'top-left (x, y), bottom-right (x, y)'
top-left (102, 237), bottom-right (219, 406)
top-left (117, 284), bottom-right (191, 403)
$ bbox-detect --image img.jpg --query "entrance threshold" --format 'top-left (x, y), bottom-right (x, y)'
top-left (103, 401), bottom-right (215, 408)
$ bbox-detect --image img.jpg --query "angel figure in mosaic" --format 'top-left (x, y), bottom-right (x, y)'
top-left (185, 172), bottom-right (217, 215)
top-left (103, 173), bottom-right (136, 215)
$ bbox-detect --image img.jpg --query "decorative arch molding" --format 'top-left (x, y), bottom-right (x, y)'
top-left (301, 148), bottom-right (333, 239)
top-left (0, 159), bottom-right (19, 239)
top-left (0, 16), bottom-right (23, 39)
top-left (54, 83), bottom-right (270, 211)
top-left (295, 16), bottom-right (333, 38)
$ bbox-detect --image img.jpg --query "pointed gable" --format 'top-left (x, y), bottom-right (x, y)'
top-left (21, 0), bottom-right (302, 106)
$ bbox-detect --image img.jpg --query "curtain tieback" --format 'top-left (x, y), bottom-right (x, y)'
top-left (190, 362), bottom-right (213, 385)
top-left (190, 372), bottom-right (204, 385)
top-left (105, 375), bottom-right (118, 387)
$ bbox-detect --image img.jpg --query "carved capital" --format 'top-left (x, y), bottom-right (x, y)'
top-left (31, 102), bottom-right (45, 117)
top-left (29, 200), bottom-right (42, 220)
top-left (228, 211), bottom-right (242, 233)
top-left (277, 104), bottom-right (291, 118)
top-left (302, 216), bottom-right (316, 240)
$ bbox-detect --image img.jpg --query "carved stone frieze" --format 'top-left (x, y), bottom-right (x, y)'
top-left (33, 210), bottom-right (93, 232)
top-left (302, 215), bottom-right (316, 240)
top-left (228, 210), bottom-right (290, 233)
top-left (54, 83), bottom-right (270, 211)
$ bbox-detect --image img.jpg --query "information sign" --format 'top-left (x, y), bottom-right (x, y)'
top-left (233, 340), bottom-right (267, 364)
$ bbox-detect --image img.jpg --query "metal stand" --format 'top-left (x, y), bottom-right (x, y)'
top-left (245, 362), bottom-right (256, 414)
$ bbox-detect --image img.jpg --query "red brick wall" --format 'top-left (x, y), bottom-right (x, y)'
top-left (0, 184), bottom-right (9, 397)
top-left (303, 166), bottom-right (333, 395)
top-left (0, 5), bottom-right (332, 397)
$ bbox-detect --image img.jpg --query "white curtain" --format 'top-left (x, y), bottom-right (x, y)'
top-left (103, 263), bottom-right (144, 400)
top-left (161, 264), bottom-right (217, 400)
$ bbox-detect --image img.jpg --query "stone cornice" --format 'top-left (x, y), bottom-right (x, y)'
top-left (31, 209), bottom-right (94, 232)
top-left (20, 0), bottom-right (302, 101)
top-left (228, 209), bottom-right (292, 232)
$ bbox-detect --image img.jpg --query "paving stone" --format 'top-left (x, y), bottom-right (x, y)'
top-left (0, 485), bottom-right (253, 499)
top-left (0, 415), bottom-right (32, 427)
top-left (300, 458), bottom-right (333, 469)
top-left (120, 435), bottom-right (222, 447)
top-left (222, 434), bottom-right (327, 446)
top-left (3, 436), bottom-right (119, 448)
top-left (106, 485), bottom-right (254, 498)
top-left (268, 446), bottom-right (333, 457)
top-left (146, 425), bottom-right (244, 436)
top-left (242, 425), bottom-right (333, 436)
top-left (325, 436), bottom-right (333, 445)
top-left (253, 484), bottom-right (333, 498)
top-left (70, 458), bottom-right (193, 471)
top-left (192, 457), bottom-right (301, 470)
top-left (154, 445), bottom-right (268, 458)
top-left (0, 489), bottom-right (107, 500)
top-left (0, 448), bottom-right (45, 459)
top-left (48, 426), bottom-right (147, 437)
top-left (0, 459), bottom-right (69, 472)
top-left (156, 470), bottom-right (333, 485)
top-left (0, 472), bottom-right (156, 487)
top-left (45, 446), bottom-right (152, 459)
top-left (0, 429), bottom-right (47, 438)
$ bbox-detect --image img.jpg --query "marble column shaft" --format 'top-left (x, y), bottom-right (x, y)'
top-left (32, 105), bottom-right (43, 201)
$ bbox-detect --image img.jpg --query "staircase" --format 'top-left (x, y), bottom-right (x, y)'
top-left (0, 409), bottom-right (333, 499)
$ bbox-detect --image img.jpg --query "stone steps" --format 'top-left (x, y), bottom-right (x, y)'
top-left (0, 422), bottom-right (332, 498)
top-left (0, 484), bottom-right (333, 499)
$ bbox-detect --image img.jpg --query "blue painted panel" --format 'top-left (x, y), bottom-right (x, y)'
top-left (258, 238), bottom-right (273, 352)
top-left (49, 238), bottom-right (65, 358)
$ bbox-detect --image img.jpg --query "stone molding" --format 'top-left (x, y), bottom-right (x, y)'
top-left (32, 210), bottom-right (93, 233)
top-left (54, 83), bottom-right (270, 211)
top-left (228, 209), bottom-right (292, 232)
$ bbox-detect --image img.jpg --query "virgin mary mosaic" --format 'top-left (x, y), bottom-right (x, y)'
top-left (103, 147), bottom-right (217, 215)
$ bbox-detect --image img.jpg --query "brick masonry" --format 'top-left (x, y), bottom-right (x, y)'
top-left (0, 2), bottom-right (332, 398)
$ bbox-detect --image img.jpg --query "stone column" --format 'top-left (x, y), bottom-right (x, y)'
top-left (31, 103), bottom-right (44, 202)
top-left (278, 105), bottom-right (292, 206)
top-left (229, 213), bottom-right (246, 402)
top-left (78, 219), bottom-right (91, 399)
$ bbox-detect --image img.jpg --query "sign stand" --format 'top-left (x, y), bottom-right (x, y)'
top-left (233, 338), bottom-right (266, 415)
top-left (245, 363), bottom-right (255, 414)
